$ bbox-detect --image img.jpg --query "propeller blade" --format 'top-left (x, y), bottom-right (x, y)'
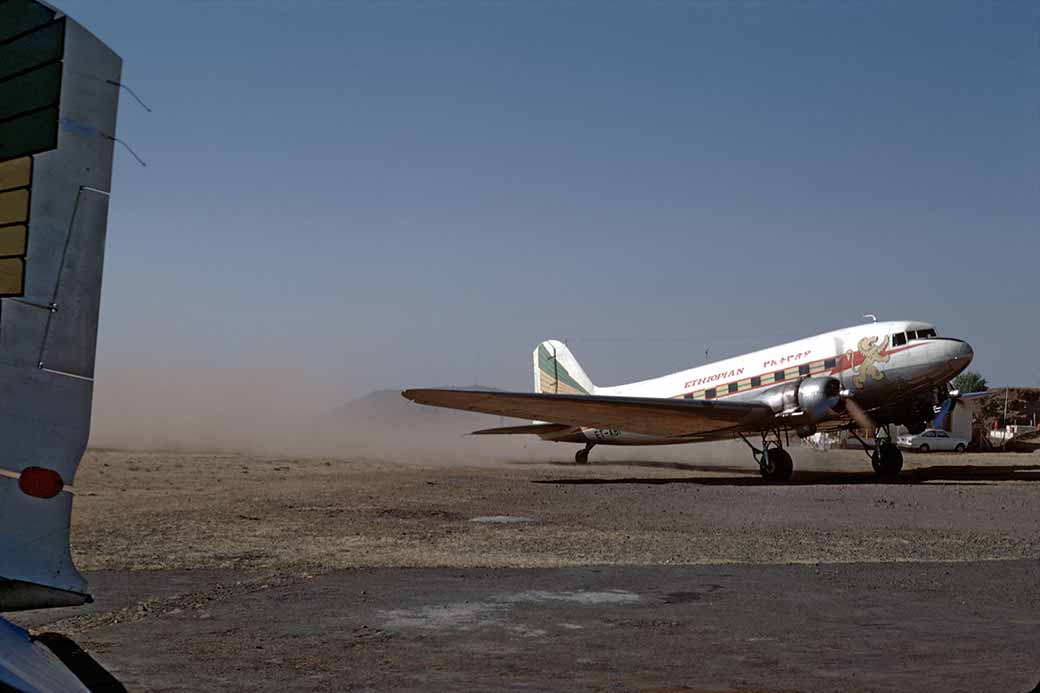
top-left (832, 336), bottom-right (846, 388)
top-left (843, 396), bottom-right (876, 432)
top-left (932, 397), bottom-right (956, 430)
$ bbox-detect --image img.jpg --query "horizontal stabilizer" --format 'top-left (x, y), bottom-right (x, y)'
top-left (470, 423), bottom-right (575, 436)
top-left (402, 389), bottom-right (774, 438)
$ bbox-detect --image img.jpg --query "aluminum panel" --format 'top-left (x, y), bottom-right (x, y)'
top-left (38, 190), bottom-right (108, 376)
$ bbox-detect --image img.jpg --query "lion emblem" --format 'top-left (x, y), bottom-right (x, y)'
top-left (852, 335), bottom-right (890, 388)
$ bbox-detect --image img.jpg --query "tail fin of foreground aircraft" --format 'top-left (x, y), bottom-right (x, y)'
top-left (533, 340), bottom-right (596, 395)
top-left (0, 1), bottom-right (121, 612)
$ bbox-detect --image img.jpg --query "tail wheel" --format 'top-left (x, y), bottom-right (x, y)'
top-left (872, 442), bottom-right (904, 478)
top-left (575, 448), bottom-right (590, 465)
top-left (760, 447), bottom-right (793, 481)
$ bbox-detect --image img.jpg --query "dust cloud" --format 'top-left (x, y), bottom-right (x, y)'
top-left (87, 363), bottom-right (749, 467)
top-left (88, 363), bottom-right (323, 454)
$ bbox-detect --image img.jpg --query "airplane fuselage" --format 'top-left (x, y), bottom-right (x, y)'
top-left (567, 320), bottom-right (973, 445)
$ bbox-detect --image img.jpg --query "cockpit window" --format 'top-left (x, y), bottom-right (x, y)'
top-left (905, 328), bottom-right (937, 342)
top-left (892, 332), bottom-right (907, 347)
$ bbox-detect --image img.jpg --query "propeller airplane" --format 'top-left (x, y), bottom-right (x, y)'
top-left (403, 320), bottom-right (975, 481)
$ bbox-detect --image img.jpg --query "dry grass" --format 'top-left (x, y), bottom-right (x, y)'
top-left (69, 448), bottom-right (1040, 573)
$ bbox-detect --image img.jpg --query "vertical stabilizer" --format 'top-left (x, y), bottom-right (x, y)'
top-left (532, 340), bottom-right (596, 395)
top-left (0, 1), bottom-right (121, 611)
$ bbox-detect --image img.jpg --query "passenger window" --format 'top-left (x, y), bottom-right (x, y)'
top-left (705, 388), bottom-right (716, 399)
top-left (774, 370), bottom-right (785, 382)
top-left (751, 376), bottom-right (761, 387)
top-left (892, 333), bottom-right (906, 347)
top-left (728, 382), bottom-right (738, 394)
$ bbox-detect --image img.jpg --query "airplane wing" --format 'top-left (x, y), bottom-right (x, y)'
top-left (402, 389), bottom-right (775, 438)
top-left (470, 422), bottom-right (575, 436)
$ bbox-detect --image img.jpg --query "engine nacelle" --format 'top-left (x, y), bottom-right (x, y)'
top-left (760, 376), bottom-right (842, 423)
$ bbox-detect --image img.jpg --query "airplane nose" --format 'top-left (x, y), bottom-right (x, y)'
top-left (950, 340), bottom-right (974, 366)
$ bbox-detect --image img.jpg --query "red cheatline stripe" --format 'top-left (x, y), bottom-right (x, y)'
top-left (670, 341), bottom-right (930, 402)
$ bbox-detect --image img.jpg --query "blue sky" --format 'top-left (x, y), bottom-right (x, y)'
top-left (59, 1), bottom-right (1038, 419)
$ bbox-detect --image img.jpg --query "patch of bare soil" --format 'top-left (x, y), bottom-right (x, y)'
top-left (70, 448), bottom-right (1040, 574)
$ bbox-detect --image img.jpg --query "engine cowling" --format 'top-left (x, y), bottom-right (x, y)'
top-left (760, 376), bottom-right (842, 422)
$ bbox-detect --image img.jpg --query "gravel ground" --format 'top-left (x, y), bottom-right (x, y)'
top-left (8, 446), bottom-right (1040, 691)
top-left (68, 447), bottom-right (1040, 571)
top-left (12, 563), bottom-right (1040, 692)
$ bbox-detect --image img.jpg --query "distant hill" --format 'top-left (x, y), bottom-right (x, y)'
top-left (330, 386), bottom-right (516, 433)
top-left (307, 386), bottom-right (740, 464)
top-left (296, 386), bottom-right (541, 462)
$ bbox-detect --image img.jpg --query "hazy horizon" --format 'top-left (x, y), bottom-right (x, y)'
top-left (54, 1), bottom-right (1037, 451)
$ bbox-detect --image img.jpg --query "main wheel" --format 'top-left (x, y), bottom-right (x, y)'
top-left (918, 444), bottom-right (930, 453)
top-left (575, 448), bottom-right (590, 465)
top-left (760, 447), bottom-right (793, 481)
top-left (872, 442), bottom-right (904, 478)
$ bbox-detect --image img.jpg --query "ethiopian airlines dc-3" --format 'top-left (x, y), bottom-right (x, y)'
top-left (403, 321), bottom-right (974, 480)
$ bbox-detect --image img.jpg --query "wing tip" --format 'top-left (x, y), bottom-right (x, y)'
top-left (401, 388), bottom-right (426, 402)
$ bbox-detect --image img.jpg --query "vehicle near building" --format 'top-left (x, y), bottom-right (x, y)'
top-left (897, 429), bottom-right (969, 453)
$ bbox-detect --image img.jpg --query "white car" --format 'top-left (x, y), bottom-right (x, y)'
top-left (897, 429), bottom-right (969, 453)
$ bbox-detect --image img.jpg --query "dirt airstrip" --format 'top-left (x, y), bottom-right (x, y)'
top-left (67, 447), bottom-right (1040, 572)
top-left (10, 446), bottom-right (1040, 691)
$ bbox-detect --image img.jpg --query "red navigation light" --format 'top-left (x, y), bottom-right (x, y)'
top-left (18, 467), bottom-right (64, 499)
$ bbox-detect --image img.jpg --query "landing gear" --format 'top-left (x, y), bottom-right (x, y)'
top-left (740, 430), bottom-right (794, 481)
top-left (574, 443), bottom-right (594, 465)
top-left (851, 427), bottom-right (903, 479)
top-left (872, 442), bottom-right (903, 478)
top-left (760, 446), bottom-right (794, 481)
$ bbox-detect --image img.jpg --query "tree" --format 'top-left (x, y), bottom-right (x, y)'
top-left (952, 371), bottom-right (988, 393)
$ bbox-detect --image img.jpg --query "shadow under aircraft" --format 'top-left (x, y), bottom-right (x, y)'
top-left (526, 459), bottom-right (1040, 487)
